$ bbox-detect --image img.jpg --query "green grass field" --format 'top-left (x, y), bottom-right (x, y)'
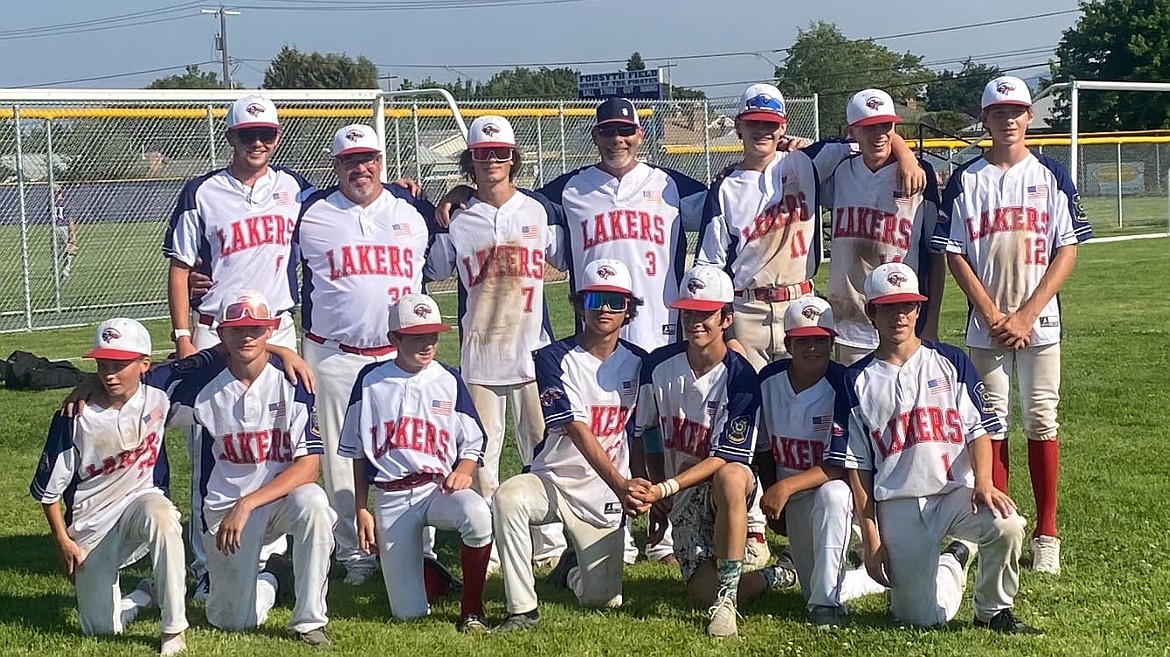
top-left (1, 238), bottom-right (1169, 656)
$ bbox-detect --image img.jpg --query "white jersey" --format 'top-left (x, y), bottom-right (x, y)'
top-left (933, 152), bottom-right (1093, 348)
top-left (539, 163), bottom-right (706, 351)
top-left (295, 184), bottom-right (435, 349)
top-left (30, 384), bottom-right (172, 557)
top-left (822, 155), bottom-right (940, 349)
top-left (531, 335), bottom-right (646, 528)
top-left (757, 360), bottom-right (853, 480)
top-left (696, 143), bottom-right (846, 291)
top-left (166, 349), bottom-right (321, 524)
top-left (337, 359), bottom-right (486, 483)
top-left (636, 342), bottom-right (761, 483)
top-left (831, 342), bottom-right (1001, 502)
top-left (424, 190), bottom-right (567, 386)
top-left (163, 166), bottom-right (314, 319)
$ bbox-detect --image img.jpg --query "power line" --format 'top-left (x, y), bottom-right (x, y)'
top-left (236, 0), bottom-right (587, 10)
top-left (0, 2), bottom-right (202, 41)
top-left (26, 61), bottom-right (221, 88)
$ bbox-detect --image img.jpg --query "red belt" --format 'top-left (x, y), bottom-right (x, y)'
top-left (734, 280), bottom-right (814, 303)
top-left (374, 473), bottom-right (444, 491)
top-left (304, 331), bottom-right (395, 357)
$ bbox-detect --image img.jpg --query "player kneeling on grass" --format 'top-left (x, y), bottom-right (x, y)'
top-left (630, 265), bottom-right (799, 638)
top-left (32, 318), bottom-right (188, 656)
top-left (492, 259), bottom-right (650, 633)
top-left (836, 263), bottom-right (1041, 634)
top-left (339, 293), bottom-right (494, 633)
top-left (170, 291), bottom-right (337, 647)
top-left (755, 297), bottom-right (887, 630)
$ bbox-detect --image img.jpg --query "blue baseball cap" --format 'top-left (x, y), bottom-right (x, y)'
top-left (595, 97), bottom-right (640, 127)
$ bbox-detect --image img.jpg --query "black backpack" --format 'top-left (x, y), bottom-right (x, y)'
top-left (3, 350), bottom-right (87, 390)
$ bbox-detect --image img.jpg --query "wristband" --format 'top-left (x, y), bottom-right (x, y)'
top-left (655, 478), bottom-right (681, 499)
top-left (171, 328), bottom-right (192, 341)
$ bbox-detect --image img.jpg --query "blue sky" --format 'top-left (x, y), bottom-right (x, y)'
top-left (0, 0), bottom-right (1082, 97)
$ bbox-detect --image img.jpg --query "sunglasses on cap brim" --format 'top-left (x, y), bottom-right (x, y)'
top-left (595, 124), bottom-right (638, 138)
top-left (470, 147), bottom-right (514, 163)
top-left (582, 291), bottom-right (629, 312)
top-left (233, 127), bottom-right (279, 143)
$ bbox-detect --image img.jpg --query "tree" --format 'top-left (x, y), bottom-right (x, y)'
top-left (474, 67), bottom-right (580, 99)
top-left (924, 59), bottom-right (1003, 117)
top-left (626, 51), bottom-right (646, 71)
top-left (263, 46), bottom-right (379, 89)
top-left (397, 76), bottom-right (478, 101)
top-left (147, 64), bottom-right (221, 90)
top-left (773, 21), bottom-right (934, 135)
top-left (1049, 0), bottom-right (1170, 130)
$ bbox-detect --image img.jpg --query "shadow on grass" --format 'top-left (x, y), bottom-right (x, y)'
top-left (0, 534), bottom-right (62, 577)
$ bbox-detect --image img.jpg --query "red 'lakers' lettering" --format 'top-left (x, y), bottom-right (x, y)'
top-left (588, 405), bottom-right (631, 437)
top-left (84, 432), bottom-right (161, 478)
top-left (218, 215), bottom-right (295, 257)
top-left (580, 210), bottom-right (666, 249)
top-left (665, 417), bottom-right (710, 460)
top-left (218, 429), bottom-right (294, 464)
top-left (460, 245), bottom-right (545, 286)
top-left (770, 435), bottom-right (825, 471)
top-left (870, 407), bottom-right (963, 458)
top-left (369, 418), bottom-right (453, 463)
top-left (740, 193), bottom-right (810, 244)
top-left (966, 207), bottom-right (1050, 241)
top-left (326, 245), bottom-right (414, 280)
top-left (833, 207), bottom-right (912, 249)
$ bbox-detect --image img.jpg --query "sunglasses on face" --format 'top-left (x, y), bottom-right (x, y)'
top-left (582, 291), bottom-right (629, 312)
top-left (235, 127), bottom-right (278, 144)
top-left (337, 152), bottom-right (381, 167)
top-left (470, 147), bottom-right (514, 163)
top-left (222, 300), bottom-right (273, 323)
top-left (595, 124), bottom-right (638, 138)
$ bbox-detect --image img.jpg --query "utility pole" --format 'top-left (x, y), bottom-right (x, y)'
top-left (201, 5), bottom-right (241, 89)
top-left (660, 61), bottom-right (676, 102)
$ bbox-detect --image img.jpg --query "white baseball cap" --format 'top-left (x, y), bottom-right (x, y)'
top-left (981, 75), bottom-right (1033, 110)
top-left (737, 83), bottom-right (786, 123)
top-left (226, 95), bottom-right (279, 130)
top-left (332, 123), bottom-right (382, 157)
top-left (846, 88), bottom-right (902, 127)
top-left (388, 293), bottom-right (451, 335)
top-left (86, 318), bottom-right (151, 360)
top-left (218, 290), bottom-right (280, 329)
top-left (468, 115), bottom-right (516, 149)
top-left (579, 259), bottom-right (633, 295)
top-left (784, 297), bottom-right (837, 337)
top-left (865, 262), bottom-right (928, 305)
top-left (672, 264), bottom-right (733, 312)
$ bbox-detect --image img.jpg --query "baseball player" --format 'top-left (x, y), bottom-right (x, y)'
top-left (31, 318), bottom-right (187, 656)
top-left (424, 115), bottom-right (568, 567)
top-left (933, 76), bottom-right (1092, 575)
top-left (167, 290), bottom-right (336, 646)
top-left (630, 265), bottom-right (799, 638)
top-left (163, 94), bottom-right (312, 596)
top-left (819, 89), bottom-right (944, 365)
top-left (51, 183), bottom-right (79, 283)
top-left (834, 262), bottom-right (1041, 634)
top-left (754, 297), bottom-right (886, 630)
top-left (492, 259), bottom-right (650, 633)
top-left (339, 293), bottom-right (493, 632)
top-left (294, 123), bottom-right (441, 586)
top-left (697, 83), bottom-right (926, 370)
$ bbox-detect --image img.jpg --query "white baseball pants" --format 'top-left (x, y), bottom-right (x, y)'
top-left (494, 473), bottom-right (624, 614)
top-left (372, 482), bottom-right (492, 619)
top-left (74, 492), bottom-right (188, 636)
top-left (969, 344), bottom-right (1062, 441)
top-left (202, 483), bottom-right (336, 634)
top-left (877, 486), bottom-right (1026, 626)
top-left (784, 479), bottom-right (885, 609)
top-left (729, 297), bottom-right (802, 370)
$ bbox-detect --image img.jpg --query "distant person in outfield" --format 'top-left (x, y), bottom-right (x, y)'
top-left (51, 183), bottom-right (80, 284)
top-left (931, 75), bottom-right (1093, 575)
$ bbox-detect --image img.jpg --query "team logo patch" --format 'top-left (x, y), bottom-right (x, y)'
top-left (413, 303), bottom-right (432, 318)
top-left (686, 277), bottom-right (706, 293)
top-left (245, 102), bottom-right (265, 117)
top-left (886, 271), bottom-right (908, 287)
top-left (1072, 192), bottom-right (1087, 218)
top-left (596, 265), bottom-right (617, 279)
top-left (345, 129), bottom-right (365, 142)
top-left (865, 96), bottom-right (884, 109)
top-left (831, 422), bottom-right (844, 438)
top-left (539, 387), bottom-right (564, 407)
top-left (802, 305), bottom-right (821, 320)
top-left (996, 81), bottom-right (1015, 94)
top-left (974, 381), bottom-right (994, 415)
top-left (100, 327), bottom-right (121, 343)
top-left (727, 416), bottom-right (750, 444)
top-left (481, 122), bottom-right (501, 136)
top-left (310, 408), bottom-right (321, 437)
top-left (38, 452), bottom-right (51, 474)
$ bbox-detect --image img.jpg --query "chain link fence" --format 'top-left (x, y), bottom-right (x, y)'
top-left (1, 91), bottom-right (817, 332)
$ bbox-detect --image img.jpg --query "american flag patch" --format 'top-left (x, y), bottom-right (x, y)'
top-left (392, 223), bottom-right (410, 236)
top-left (1027, 184), bottom-right (1048, 200)
top-left (142, 407), bottom-right (164, 425)
top-left (268, 401), bottom-right (286, 419)
top-left (272, 191), bottom-right (291, 205)
top-left (521, 225), bottom-right (538, 238)
top-left (927, 378), bottom-right (952, 395)
top-left (812, 415), bottom-right (832, 432)
top-left (431, 399), bottom-right (453, 416)
top-left (706, 400), bottom-right (719, 417)
top-left (893, 192), bottom-right (912, 206)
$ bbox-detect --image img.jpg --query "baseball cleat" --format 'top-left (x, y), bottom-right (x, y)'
top-left (974, 609), bottom-right (1043, 635)
top-left (493, 610), bottom-right (540, 633)
top-left (192, 573), bottom-right (210, 603)
top-left (458, 613), bottom-right (490, 634)
top-left (706, 586), bottom-right (740, 637)
top-left (297, 626), bottom-right (332, 648)
top-left (343, 560), bottom-right (377, 586)
top-left (807, 604), bottom-right (849, 630)
top-left (424, 556), bottom-right (463, 598)
top-left (262, 553), bottom-right (294, 605)
top-left (1031, 535), bottom-right (1061, 575)
top-left (159, 631), bottom-right (187, 656)
top-left (942, 540), bottom-right (971, 570)
top-left (545, 548), bottom-right (577, 589)
top-left (744, 534), bottom-right (771, 572)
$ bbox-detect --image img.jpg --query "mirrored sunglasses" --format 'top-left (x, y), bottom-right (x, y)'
top-left (596, 124), bottom-right (638, 138)
top-left (235, 127), bottom-right (278, 144)
top-left (222, 300), bottom-right (273, 323)
top-left (470, 146), bottom-right (514, 163)
top-left (583, 291), bottom-right (629, 312)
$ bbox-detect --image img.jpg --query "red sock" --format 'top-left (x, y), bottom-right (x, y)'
top-left (460, 543), bottom-right (492, 618)
top-left (747, 532), bottom-right (766, 544)
top-left (991, 439), bottom-right (1010, 493)
top-left (1027, 439), bottom-right (1060, 537)
top-left (424, 560), bottom-right (450, 602)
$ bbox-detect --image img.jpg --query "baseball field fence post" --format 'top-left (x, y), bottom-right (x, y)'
top-left (45, 118), bottom-right (62, 311)
top-left (393, 117), bottom-right (402, 178)
top-left (411, 102), bottom-right (421, 181)
top-left (374, 94), bottom-right (387, 182)
top-left (1070, 81), bottom-right (1080, 190)
top-left (205, 105), bottom-right (218, 169)
top-left (702, 99), bottom-right (712, 184)
top-left (1116, 141), bottom-right (1123, 228)
top-left (558, 101), bottom-right (567, 175)
top-left (13, 105), bottom-right (33, 330)
top-left (812, 93), bottom-right (820, 141)
top-left (536, 115), bottom-right (545, 187)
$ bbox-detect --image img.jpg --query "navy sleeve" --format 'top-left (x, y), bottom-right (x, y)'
top-left (537, 169), bottom-right (583, 206)
top-left (520, 188), bottom-right (566, 227)
top-left (661, 167), bottom-right (707, 199)
top-left (822, 363), bottom-right (857, 467)
top-left (30, 412), bottom-right (75, 502)
top-left (933, 342), bottom-right (1002, 436)
top-left (1037, 153), bottom-right (1093, 244)
top-left (710, 355), bottom-right (762, 464)
top-left (534, 342), bottom-right (575, 429)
